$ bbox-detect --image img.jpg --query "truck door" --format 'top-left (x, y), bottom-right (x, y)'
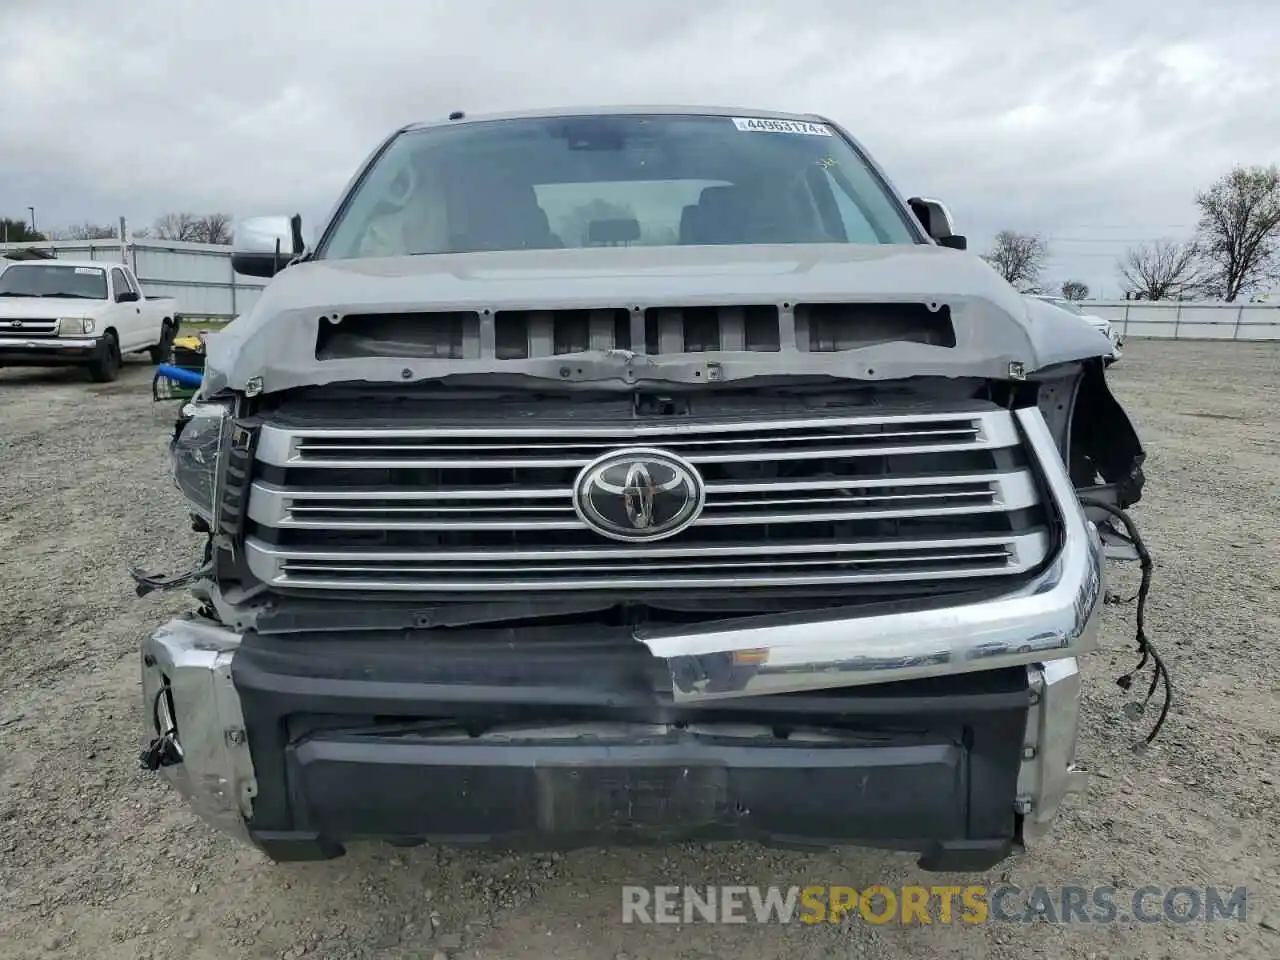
top-left (110, 266), bottom-right (145, 351)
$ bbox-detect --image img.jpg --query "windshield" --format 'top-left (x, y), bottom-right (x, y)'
top-left (319, 113), bottom-right (923, 259)
top-left (0, 264), bottom-right (108, 299)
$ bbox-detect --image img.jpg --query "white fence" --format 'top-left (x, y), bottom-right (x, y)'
top-left (0, 239), bottom-right (268, 321)
top-left (1084, 301), bottom-right (1280, 341)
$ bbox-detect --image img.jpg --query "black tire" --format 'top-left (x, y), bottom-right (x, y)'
top-left (88, 331), bottom-right (122, 383)
top-left (149, 321), bottom-right (175, 365)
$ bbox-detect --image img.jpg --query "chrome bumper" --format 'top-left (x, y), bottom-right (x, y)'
top-left (1018, 657), bottom-right (1087, 843)
top-left (140, 617), bottom-right (255, 843)
top-left (639, 407), bottom-right (1105, 701)
top-left (0, 335), bottom-right (100, 351)
top-left (141, 616), bottom-right (1088, 847)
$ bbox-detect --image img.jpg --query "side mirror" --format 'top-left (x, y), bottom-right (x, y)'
top-left (231, 215), bottom-right (306, 278)
top-left (907, 197), bottom-right (967, 250)
top-left (116, 289), bottom-right (140, 303)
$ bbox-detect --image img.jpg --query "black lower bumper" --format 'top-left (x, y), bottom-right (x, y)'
top-left (229, 630), bottom-right (1033, 871)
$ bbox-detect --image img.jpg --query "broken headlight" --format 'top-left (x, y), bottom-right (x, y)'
top-left (170, 402), bottom-right (231, 521)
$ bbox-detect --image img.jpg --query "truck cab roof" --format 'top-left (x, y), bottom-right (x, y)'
top-left (405, 104), bottom-right (832, 132)
top-left (1, 259), bottom-right (115, 273)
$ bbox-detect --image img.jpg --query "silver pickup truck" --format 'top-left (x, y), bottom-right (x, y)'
top-left (138, 106), bottom-right (1152, 872)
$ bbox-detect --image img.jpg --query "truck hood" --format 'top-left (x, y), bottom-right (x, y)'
top-left (0, 298), bottom-right (106, 320)
top-left (201, 243), bottom-right (1112, 397)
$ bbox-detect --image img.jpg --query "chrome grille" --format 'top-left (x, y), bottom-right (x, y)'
top-left (1, 318), bottom-right (58, 337)
top-left (245, 407), bottom-right (1051, 593)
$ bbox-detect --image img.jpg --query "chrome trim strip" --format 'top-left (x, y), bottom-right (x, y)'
top-left (254, 408), bottom-right (1021, 468)
top-left (247, 531), bottom-right (1042, 564)
top-left (301, 427), bottom-right (981, 450)
top-left (244, 530), bottom-right (1049, 592)
top-left (0, 336), bottom-right (99, 348)
top-left (269, 443), bottom-right (999, 471)
top-left (245, 469), bottom-right (1040, 532)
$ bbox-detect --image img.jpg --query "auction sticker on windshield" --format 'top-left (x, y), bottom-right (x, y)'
top-left (731, 117), bottom-right (833, 136)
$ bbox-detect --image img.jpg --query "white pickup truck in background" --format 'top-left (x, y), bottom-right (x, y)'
top-left (0, 259), bottom-right (179, 382)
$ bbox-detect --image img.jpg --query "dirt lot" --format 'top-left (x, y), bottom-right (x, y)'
top-left (1, 340), bottom-right (1277, 960)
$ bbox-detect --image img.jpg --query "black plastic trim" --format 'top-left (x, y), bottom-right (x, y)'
top-left (230, 631), bottom-right (1031, 871)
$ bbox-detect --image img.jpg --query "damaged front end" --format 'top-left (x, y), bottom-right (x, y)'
top-left (137, 264), bottom-right (1157, 870)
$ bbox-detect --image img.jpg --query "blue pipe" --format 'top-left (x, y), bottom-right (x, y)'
top-left (157, 364), bottom-right (203, 388)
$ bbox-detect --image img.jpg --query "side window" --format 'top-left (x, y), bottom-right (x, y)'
top-left (117, 268), bottom-right (141, 299)
top-left (822, 169), bottom-right (882, 244)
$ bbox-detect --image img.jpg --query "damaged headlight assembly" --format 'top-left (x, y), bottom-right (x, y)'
top-left (130, 401), bottom-right (236, 598)
top-left (170, 401), bottom-right (233, 522)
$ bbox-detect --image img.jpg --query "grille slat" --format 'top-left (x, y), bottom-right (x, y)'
top-left (245, 406), bottom-right (1049, 594)
top-left (294, 427), bottom-right (978, 453)
top-left (248, 471), bottom-right (1036, 531)
top-left (274, 444), bottom-right (990, 470)
top-left (246, 532), bottom-right (1043, 592)
top-left (261, 412), bottom-right (1012, 469)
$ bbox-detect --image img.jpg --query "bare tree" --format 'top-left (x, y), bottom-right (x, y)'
top-left (191, 213), bottom-right (233, 245)
top-left (981, 230), bottom-right (1049, 292)
top-left (1194, 164), bottom-right (1280, 302)
top-left (1117, 239), bottom-right (1204, 301)
top-left (61, 222), bottom-right (119, 240)
top-left (153, 212), bottom-right (201, 241)
top-left (153, 212), bottom-right (232, 244)
top-left (1060, 280), bottom-right (1089, 301)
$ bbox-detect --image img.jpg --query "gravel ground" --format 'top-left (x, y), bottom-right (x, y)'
top-left (1, 340), bottom-right (1277, 960)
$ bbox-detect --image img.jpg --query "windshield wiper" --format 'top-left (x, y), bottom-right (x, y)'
top-left (0, 291), bottom-right (38, 297)
top-left (39, 293), bottom-right (99, 299)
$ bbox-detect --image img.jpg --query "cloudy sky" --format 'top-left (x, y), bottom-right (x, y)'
top-left (2, 0), bottom-right (1275, 297)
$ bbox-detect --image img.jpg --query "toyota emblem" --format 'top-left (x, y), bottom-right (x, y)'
top-left (572, 447), bottom-right (705, 542)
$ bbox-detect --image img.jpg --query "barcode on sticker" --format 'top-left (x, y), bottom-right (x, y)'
top-left (74, 267), bottom-right (102, 275)
top-left (731, 117), bottom-right (833, 136)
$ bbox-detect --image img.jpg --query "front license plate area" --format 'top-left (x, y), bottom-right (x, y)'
top-left (535, 764), bottom-right (730, 833)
